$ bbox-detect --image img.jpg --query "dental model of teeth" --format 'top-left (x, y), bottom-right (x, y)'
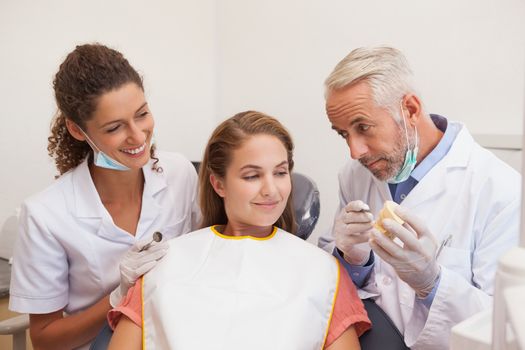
top-left (374, 201), bottom-right (404, 239)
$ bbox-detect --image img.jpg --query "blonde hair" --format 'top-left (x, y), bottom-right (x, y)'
top-left (199, 111), bottom-right (296, 233)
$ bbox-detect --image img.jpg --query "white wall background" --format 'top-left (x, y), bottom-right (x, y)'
top-left (1, 0), bottom-right (524, 246)
top-left (216, 0), bottom-right (525, 243)
top-left (0, 0), bottom-right (217, 242)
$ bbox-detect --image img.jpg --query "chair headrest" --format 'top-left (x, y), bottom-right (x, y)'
top-left (292, 173), bottom-right (320, 241)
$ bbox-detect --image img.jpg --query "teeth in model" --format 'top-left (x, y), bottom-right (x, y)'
top-left (122, 143), bottom-right (146, 154)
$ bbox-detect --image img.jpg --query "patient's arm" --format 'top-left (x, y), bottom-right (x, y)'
top-left (108, 315), bottom-right (141, 350)
top-left (325, 325), bottom-right (360, 350)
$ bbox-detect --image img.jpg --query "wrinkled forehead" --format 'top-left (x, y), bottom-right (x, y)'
top-left (325, 84), bottom-right (375, 121)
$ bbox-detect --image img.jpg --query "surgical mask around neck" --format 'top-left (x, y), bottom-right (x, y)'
top-left (78, 127), bottom-right (131, 171)
top-left (387, 104), bottom-right (419, 184)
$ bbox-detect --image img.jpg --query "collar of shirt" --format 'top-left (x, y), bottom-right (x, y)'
top-left (388, 114), bottom-right (461, 202)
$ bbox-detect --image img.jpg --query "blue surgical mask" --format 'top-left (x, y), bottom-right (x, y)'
top-left (78, 128), bottom-right (130, 171)
top-left (387, 104), bottom-right (419, 184)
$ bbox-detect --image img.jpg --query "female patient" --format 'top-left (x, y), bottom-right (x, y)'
top-left (108, 111), bottom-right (370, 349)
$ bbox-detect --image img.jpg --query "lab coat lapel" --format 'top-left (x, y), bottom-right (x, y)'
top-left (135, 164), bottom-right (167, 240)
top-left (71, 159), bottom-right (105, 219)
top-left (401, 169), bottom-right (447, 209)
top-left (71, 159), bottom-right (132, 243)
top-left (401, 124), bottom-right (473, 237)
top-left (371, 176), bottom-right (392, 204)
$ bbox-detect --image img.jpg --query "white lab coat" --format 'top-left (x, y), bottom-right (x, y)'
top-left (9, 151), bottom-right (200, 348)
top-left (318, 123), bottom-right (520, 350)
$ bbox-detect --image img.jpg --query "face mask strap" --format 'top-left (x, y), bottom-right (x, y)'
top-left (386, 100), bottom-right (420, 184)
top-left (75, 124), bottom-right (130, 171)
top-left (76, 125), bottom-right (102, 153)
top-left (414, 124), bottom-right (419, 151)
top-left (399, 100), bottom-right (418, 151)
top-left (399, 101), bottom-right (411, 148)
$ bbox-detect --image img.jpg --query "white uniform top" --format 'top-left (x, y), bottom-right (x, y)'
top-left (143, 226), bottom-right (340, 350)
top-left (318, 123), bottom-right (521, 350)
top-left (9, 151), bottom-right (200, 317)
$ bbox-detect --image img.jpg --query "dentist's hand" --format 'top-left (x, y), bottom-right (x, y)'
top-left (369, 206), bottom-right (440, 298)
top-left (109, 238), bottom-right (169, 307)
top-left (334, 200), bottom-right (375, 265)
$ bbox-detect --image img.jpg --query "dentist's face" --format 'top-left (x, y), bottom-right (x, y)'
top-left (326, 81), bottom-right (408, 181)
top-left (83, 82), bottom-right (154, 170)
top-left (213, 134), bottom-right (291, 236)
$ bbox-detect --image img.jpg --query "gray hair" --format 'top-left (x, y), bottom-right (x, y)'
top-left (324, 46), bottom-right (418, 121)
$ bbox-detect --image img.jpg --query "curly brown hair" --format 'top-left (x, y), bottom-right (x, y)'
top-left (198, 111), bottom-right (296, 233)
top-left (47, 43), bottom-right (160, 175)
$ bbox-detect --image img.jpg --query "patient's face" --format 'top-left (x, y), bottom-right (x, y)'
top-left (216, 134), bottom-right (291, 237)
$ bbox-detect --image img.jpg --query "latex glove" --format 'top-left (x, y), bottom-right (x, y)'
top-left (109, 238), bottom-right (169, 307)
top-left (369, 206), bottom-right (440, 298)
top-left (334, 200), bottom-right (375, 265)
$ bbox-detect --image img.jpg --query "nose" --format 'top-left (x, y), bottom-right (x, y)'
top-left (347, 136), bottom-right (368, 160)
top-left (261, 175), bottom-right (277, 197)
top-left (127, 121), bottom-right (146, 144)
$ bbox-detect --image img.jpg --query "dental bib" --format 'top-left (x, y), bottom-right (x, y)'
top-left (142, 226), bottom-right (340, 350)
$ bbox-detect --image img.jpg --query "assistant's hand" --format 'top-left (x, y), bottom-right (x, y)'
top-left (335, 200), bottom-right (375, 265)
top-left (369, 206), bottom-right (440, 298)
top-left (109, 238), bottom-right (169, 307)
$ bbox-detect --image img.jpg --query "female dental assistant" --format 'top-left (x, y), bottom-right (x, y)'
top-left (9, 43), bottom-right (200, 350)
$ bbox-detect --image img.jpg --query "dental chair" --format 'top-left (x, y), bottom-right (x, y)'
top-left (291, 172), bottom-right (321, 241)
top-left (88, 165), bottom-right (322, 349)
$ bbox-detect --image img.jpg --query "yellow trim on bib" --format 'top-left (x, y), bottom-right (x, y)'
top-left (321, 259), bottom-right (341, 349)
top-left (211, 225), bottom-right (277, 240)
top-left (141, 277), bottom-right (146, 350)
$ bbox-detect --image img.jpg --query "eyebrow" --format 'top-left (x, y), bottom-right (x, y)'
top-left (239, 160), bottom-right (289, 171)
top-left (331, 116), bottom-right (369, 132)
top-left (99, 102), bottom-right (148, 128)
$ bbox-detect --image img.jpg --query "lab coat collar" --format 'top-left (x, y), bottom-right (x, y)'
top-left (400, 122), bottom-right (474, 209)
top-left (71, 158), bottom-right (106, 218)
top-left (438, 122), bottom-right (473, 168)
top-left (71, 157), bottom-right (170, 242)
top-left (367, 122), bottom-right (474, 211)
top-left (135, 163), bottom-right (168, 239)
top-left (71, 158), bottom-right (168, 220)
top-left (142, 162), bottom-right (168, 197)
